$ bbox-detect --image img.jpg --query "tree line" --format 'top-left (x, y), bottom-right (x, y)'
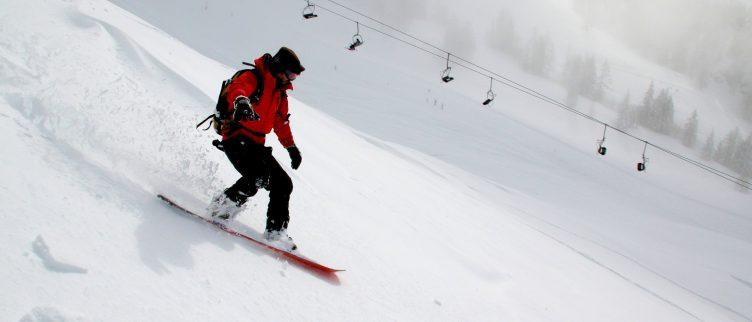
top-left (616, 83), bottom-right (752, 183)
top-left (488, 11), bottom-right (751, 184)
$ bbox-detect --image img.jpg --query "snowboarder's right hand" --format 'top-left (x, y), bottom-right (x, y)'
top-left (232, 96), bottom-right (260, 121)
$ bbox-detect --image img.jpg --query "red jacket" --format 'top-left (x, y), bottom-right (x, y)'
top-left (222, 54), bottom-right (295, 148)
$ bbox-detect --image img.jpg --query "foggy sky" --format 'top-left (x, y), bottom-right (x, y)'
top-left (347, 0), bottom-right (751, 91)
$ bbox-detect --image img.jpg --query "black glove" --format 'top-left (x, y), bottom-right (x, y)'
top-left (233, 96), bottom-right (260, 121)
top-left (287, 146), bottom-right (302, 170)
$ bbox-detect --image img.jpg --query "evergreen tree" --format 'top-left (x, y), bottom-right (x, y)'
top-left (642, 82), bottom-right (655, 110)
top-left (637, 82), bottom-right (655, 127)
top-left (640, 87), bottom-right (675, 134)
top-left (743, 91), bottom-right (752, 121)
top-left (580, 56), bottom-right (598, 98)
top-left (701, 130), bottom-right (716, 161)
top-left (562, 54), bottom-right (583, 106)
top-left (681, 110), bottom-right (699, 148)
top-left (715, 127), bottom-right (741, 166)
top-left (562, 53), bottom-right (598, 103)
top-left (733, 133), bottom-right (752, 176)
top-left (594, 60), bottom-right (612, 102)
top-left (655, 89), bottom-right (676, 134)
top-left (490, 11), bottom-right (519, 58)
top-left (615, 92), bottom-right (637, 129)
top-left (523, 32), bottom-right (554, 77)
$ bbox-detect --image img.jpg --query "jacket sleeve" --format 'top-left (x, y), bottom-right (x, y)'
top-left (273, 95), bottom-right (295, 148)
top-left (223, 71), bottom-right (258, 116)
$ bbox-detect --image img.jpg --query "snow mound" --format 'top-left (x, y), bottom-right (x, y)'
top-left (19, 307), bottom-right (86, 322)
top-left (32, 236), bottom-right (88, 274)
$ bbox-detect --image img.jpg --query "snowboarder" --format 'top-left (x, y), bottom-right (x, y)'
top-left (208, 47), bottom-right (305, 250)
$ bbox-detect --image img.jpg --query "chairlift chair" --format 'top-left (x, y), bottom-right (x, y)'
top-left (441, 53), bottom-right (455, 82)
top-left (482, 78), bottom-right (495, 105)
top-left (637, 141), bottom-right (648, 171)
top-left (303, 4), bottom-right (319, 19)
top-left (349, 34), bottom-right (364, 50)
top-left (597, 124), bottom-right (608, 155)
top-left (348, 22), bottom-right (364, 51)
top-left (441, 67), bottom-right (454, 83)
top-left (482, 91), bottom-right (495, 105)
top-left (302, 3), bottom-right (318, 19)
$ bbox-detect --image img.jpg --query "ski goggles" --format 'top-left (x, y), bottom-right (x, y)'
top-left (285, 70), bottom-right (299, 81)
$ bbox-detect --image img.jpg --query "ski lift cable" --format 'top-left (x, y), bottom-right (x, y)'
top-left (607, 126), bottom-right (751, 188)
top-left (648, 143), bottom-right (752, 188)
top-left (314, 5), bottom-right (446, 59)
top-left (316, 4), bottom-right (500, 83)
top-left (321, 0), bottom-right (447, 55)
top-left (316, 0), bottom-right (600, 121)
top-left (314, 1), bottom-right (601, 122)
top-left (309, 1), bottom-right (703, 136)
top-left (316, 4), bottom-right (523, 89)
top-left (312, 2), bottom-right (752, 191)
top-left (307, 1), bottom-right (752, 191)
top-left (315, 4), bottom-right (534, 93)
top-left (319, 0), bottom-right (694, 128)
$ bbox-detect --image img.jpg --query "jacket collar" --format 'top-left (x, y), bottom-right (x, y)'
top-left (255, 54), bottom-right (294, 91)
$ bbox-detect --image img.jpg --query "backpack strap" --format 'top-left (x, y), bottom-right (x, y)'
top-left (247, 68), bottom-right (264, 104)
top-left (239, 61), bottom-right (263, 104)
top-left (219, 67), bottom-right (264, 110)
top-left (196, 64), bottom-right (267, 143)
top-left (207, 64), bottom-right (264, 121)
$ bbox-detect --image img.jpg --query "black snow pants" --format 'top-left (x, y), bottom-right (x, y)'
top-left (222, 136), bottom-right (293, 232)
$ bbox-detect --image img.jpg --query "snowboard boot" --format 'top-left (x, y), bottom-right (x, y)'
top-left (263, 229), bottom-right (297, 252)
top-left (207, 192), bottom-right (245, 220)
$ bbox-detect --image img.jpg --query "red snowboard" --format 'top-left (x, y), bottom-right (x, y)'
top-left (158, 194), bottom-right (343, 284)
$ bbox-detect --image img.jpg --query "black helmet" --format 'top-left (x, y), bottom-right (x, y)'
top-left (272, 47), bottom-right (305, 74)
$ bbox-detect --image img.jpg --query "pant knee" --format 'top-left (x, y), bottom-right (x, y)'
top-left (274, 174), bottom-right (293, 195)
top-left (226, 177), bottom-right (258, 203)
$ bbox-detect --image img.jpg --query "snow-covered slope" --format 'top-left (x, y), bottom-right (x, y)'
top-left (107, 0), bottom-right (752, 318)
top-left (1, 0), bottom-right (750, 321)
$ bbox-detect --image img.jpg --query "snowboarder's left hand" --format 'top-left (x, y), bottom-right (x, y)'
top-left (287, 146), bottom-right (302, 170)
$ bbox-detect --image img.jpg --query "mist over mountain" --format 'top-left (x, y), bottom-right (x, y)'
top-left (571, 0), bottom-right (752, 115)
